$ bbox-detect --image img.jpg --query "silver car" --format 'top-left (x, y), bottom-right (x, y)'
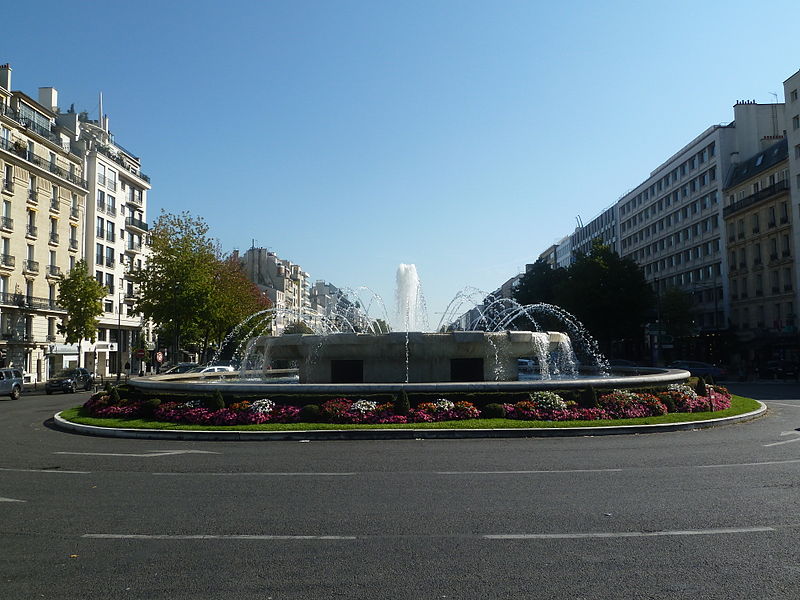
top-left (0, 368), bottom-right (24, 400)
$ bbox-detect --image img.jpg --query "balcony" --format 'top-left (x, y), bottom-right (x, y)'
top-left (106, 205), bottom-right (117, 217)
top-left (27, 189), bottom-right (38, 204)
top-left (1, 178), bottom-right (13, 193)
top-left (0, 138), bottom-right (88, 189)
top-left (106, 285), bottom-right (114, 295)
top-left (96, 145), bottom-right (150, 184)
top-left (105, 231), bottom-right (115, 243)
top-left (752, 228), bottom-right (760, 234)
top-left (105, 257), bottom-right (115, 268)
top-left (70, 206), bottom-right (80, 220)
top-left (0, 216), bottom-right (12, 232)
top-left (49, 232), bottom-right (59, 245)
top-left (126, 241), bottom-right (142, 254)
top-left (47, 265), bottom-right (62, 278)
top-left (50, 198), bottom-right (59, 212)
top-left (0, 254), bottom-right (14, 269)
top-left (24, 259), bottom-right (39, 273)
top-left (722, 180), bottom-right (790, 218)
top-left (0, 291), bottom-right (65, 312)
top-left (26, 225), bottom-right (38, 239)
top-left (96, 201), bottom-right (105, 213)
top-left (69, 238), bottom-right (78, 251)
top-left (125, 216), bottom-right (148, 232)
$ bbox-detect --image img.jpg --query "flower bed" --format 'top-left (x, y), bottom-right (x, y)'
top-left (82, 384), bottom-right (732, 427)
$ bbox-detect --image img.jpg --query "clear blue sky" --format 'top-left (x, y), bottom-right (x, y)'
top-left (4, 0), bottom-right (800, 329)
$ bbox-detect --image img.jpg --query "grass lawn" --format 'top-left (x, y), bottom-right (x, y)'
top-left (58, 395), bottom-right (761, 432)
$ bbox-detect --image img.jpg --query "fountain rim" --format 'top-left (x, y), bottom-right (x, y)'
top-left (129, 367), bottom-right (691, 396)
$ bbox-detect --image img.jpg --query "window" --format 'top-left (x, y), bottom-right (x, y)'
top-left (96, 243), bottom-right (104, 264)
top-left (105, 273), bottom-right (114, 293)
top-left (794, 115), bottom-right (800, 130)
top-left (792, 89), bottom-right (799, 102)
top-left (96, 216), bottom-right (104, 238)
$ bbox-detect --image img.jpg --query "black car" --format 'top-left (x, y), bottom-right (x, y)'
top-left (45, 368), bottom-right (94, 394)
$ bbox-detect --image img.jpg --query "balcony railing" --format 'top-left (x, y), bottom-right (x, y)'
top-left (50, 198), bottom-right (60, 212)
top-left (24, 259), bottom-right (39, 273)
top-left (26, 225), bottom-right (38, 238)
top-left (125, 216), bottom-right (148, 231)
top-left (723, 180), bottom-right (791, 218)
top-left (70, 206), bottom-right (80, 219)
top-left (0, 291), bottom-right (65, 311)
top-left (105, 257), bottom-right (115, 268)
top-left (49, 232), bottom-right (59, 244)
top-left (0, 254), bottom-right (14, 268)
top-left (0, 216), bottom-right (12, 231)
top-left (28, 189), bottom-right (38, 203)
top-left (106, 205), bottom-right (117, 217)
top-left (0, 137), bottom-right (88, 189)
top-left (96, 145), bottom-right (150, 183)
top-left (47, 265), bottom-right (62, 277)
top-left (69, 238), bottom-right (78, 250)
top-left (106, 231), bottom-right (115, 242)
top-left (126, 241), bottom-right (142, 253)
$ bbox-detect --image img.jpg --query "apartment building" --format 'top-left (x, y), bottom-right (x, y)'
top-left (618, 101), bottom-right (783, 333)
top-left (723, 139), bottom-right (793, 361)
top-left (70, 109), bottom-right (152, 377)
top-left (240, 247), bottom-right (311, 335)
top-left (786, 70), bottom-right (800, 318)
top-left (0, 65), bottom-right (88, 380)
top-left (571, 205), bottom-right (618, 260)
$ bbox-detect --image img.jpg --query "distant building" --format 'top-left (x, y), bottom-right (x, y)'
top-left (571, 204), bottom-right (617, 259)
top-left (240, 247), bottom-right (310, 335)
top-left (723, 138), bottom-right (793, 361)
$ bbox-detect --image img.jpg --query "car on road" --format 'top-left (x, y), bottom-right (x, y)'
top-left (161, 362), bottom-right (198, 375)
top-left (0, 368), bottom-right (24, 400)
top-left (517, 358), bottom-right (536, 373)
top-left (667, 360), bottom-right (727, 380)
top-left (188, 365), bottom-right (236, 374)
top-left (761, 360), bottom-right (798, 379)
top-left (45, 368), bottom-right (94, 394)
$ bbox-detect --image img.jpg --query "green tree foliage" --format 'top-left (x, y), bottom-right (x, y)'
top-left (56, 260), bottom-right (106, 367)
top-left (513, 239), bottom-right (654, 347)
top-left (659, 287), bottom-right (695, 337)
top-left (199, 255), bottom-right (271, 359)
top-left (129, 211), bottom-right (216, 359)
top-left (283, 320), bottom-right (314, 335)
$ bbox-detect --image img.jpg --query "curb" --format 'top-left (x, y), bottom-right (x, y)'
top-left (53, 402), bottom-right (767, 441)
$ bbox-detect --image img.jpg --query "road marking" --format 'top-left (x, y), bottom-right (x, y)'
top-left (0, 467), bottom-right (90, 474)
top-left (0, 496), bottom-right (26, 502)
top-left (484, 527), bottom-right (774, 540)
top-left (54, 450), bottom-right (220, 458)
top-left (698, 458), bottom-right (800, 468)
top-left (437, 469), bottom-right (622, 475)
top-left (82, 534), bottom-right (357, 540)
top-left (764, 431), bottom-right (800, 447)
top-left (152, 472), bottom-right (356, 476)
top-left (768, 402), bottom-right (800, 408)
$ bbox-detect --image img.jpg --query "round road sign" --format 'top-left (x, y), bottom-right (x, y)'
top-left (155, 351), bottom-right (164, 363)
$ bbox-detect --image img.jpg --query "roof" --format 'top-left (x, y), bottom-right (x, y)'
top-left (725, 138), bottom-right (787, 189)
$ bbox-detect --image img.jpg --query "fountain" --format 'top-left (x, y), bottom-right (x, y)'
top-left (129, 264), bottom-right (690, 397)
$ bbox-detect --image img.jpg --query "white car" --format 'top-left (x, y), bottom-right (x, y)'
top-left (193, 365), bottom-right (235, 374)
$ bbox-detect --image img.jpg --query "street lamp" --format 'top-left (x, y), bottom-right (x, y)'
top-left (116, 292), bottom-right (123, 383)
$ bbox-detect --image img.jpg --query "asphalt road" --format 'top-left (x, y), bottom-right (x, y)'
top-left (1, 384), bottom-right (799, 599)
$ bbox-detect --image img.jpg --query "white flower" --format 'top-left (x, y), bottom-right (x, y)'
top-left (184, 399), bottom-right (203, 409)
top-left (529, 391), bottom-right (567, 411)
top-left (667, 383), bottom-right (697, 399)
top-left (434, 399), bottom-right (454, 412)
top-left (251, 399), bottom-right (275, 414)
top-left (351, 399), bottom-right (378, 414)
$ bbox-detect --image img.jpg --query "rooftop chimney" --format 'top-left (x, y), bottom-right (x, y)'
top-left (0, 64), bottom-right (11, 91)
top-left (38, 87), bottom-right (58, 112)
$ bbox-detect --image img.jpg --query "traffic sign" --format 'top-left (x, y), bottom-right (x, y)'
top-left (155, 351), bottom-right (164, 363)
top-left (134, 349), bottom-right (146, 359)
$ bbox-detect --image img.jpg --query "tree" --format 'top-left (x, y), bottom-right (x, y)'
top-left (514, 259), bottom-right (567, 306)
top-left (283, 320), bottom-right (314, 335)
top-left (659, 287), bottom-right (695, 338)
top-left (57, 260), bottom-right (106, 367)
top-left (129, 211), bottom-right (217, 361)
top-left (199, 255), bottom-right (271, 360)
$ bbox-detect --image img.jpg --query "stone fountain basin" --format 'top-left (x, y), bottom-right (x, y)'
top-left (129, 367), bottom-right (691, 396)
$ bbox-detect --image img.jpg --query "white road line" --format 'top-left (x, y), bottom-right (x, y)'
top-left (437, 469), bottom-right (622, 475)
top-left (768, 402), bottom-right (800, 408)
top-left (698, 458), bottom-right (800, 468)
top-left (152, 472), bottom-right (356, 476)
top-left (54, 450), bottom-right (219, 458)
top-left (0, 467), bottom-right (90, 474)
top-left (82, 534), bottom-right (357, 540)
top-left (485, 527), bottom-right (774, 540)
top-left (764, 431), bottom-right (800, 447)
top-left (0, 496), bottom-right (27, 502)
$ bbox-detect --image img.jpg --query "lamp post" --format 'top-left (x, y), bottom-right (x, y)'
top-left (116, 292), bottom-right (123, 383)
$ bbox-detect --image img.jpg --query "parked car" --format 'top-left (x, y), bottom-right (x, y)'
top-left (45, 368), bottom-right (94, 394)
top-left (668, 360), bottom-right (727, 380)
top-left (162, 362), bottom-right (198, 375)
top-left (761, 360), bottom-right (798, 379)
top-left (609, 359), bottom-right (639, 367)
top-left (517, 358), bottom-right (536, 373)
top-left (189, 365), bottom-right (236, 374)
top-left (0, 368), bottom-right (24, 400)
